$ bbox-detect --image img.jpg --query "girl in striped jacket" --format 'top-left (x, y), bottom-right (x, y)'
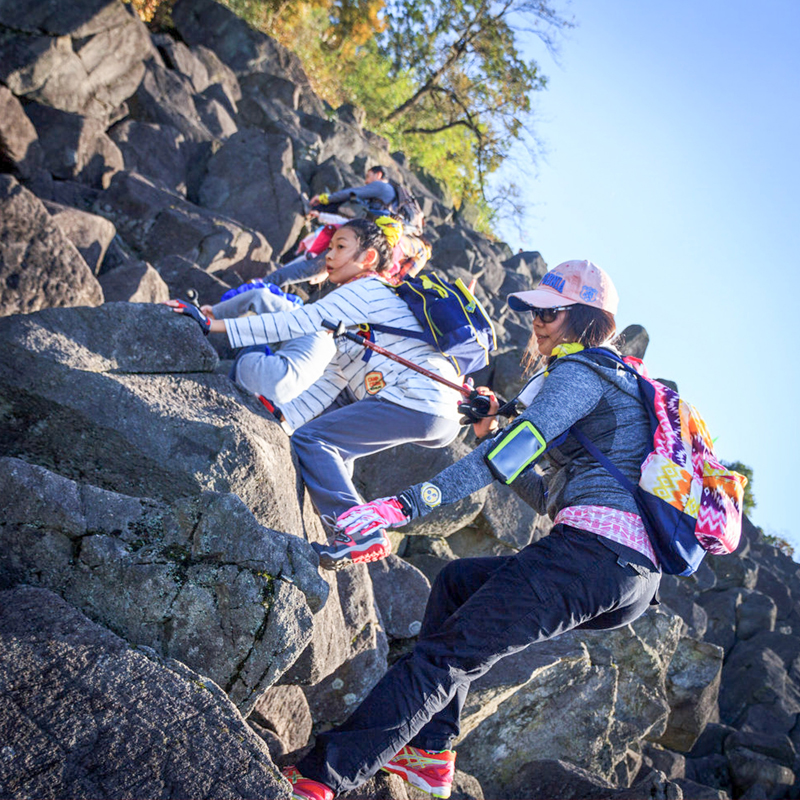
top-left (170, 218), bottom-right (462, 568)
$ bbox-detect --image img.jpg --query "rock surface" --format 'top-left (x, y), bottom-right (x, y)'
top-left (0, 585), bottom-right (289, 800)
top-left (0, 457), bottom-right (325, 713)
top-left (0, 176), bottom-right (103, 315)
top-left (0, 1), bottom-right (797, 799)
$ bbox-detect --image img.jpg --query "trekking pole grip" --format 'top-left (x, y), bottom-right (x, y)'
top-left (321, 318), bottom-right (360, 342)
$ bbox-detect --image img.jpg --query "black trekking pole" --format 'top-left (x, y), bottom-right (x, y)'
top-left (321, 319), bottom-right (494, 420)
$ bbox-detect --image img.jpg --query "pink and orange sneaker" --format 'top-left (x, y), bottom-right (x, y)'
top-left (382, 745), bottom-right (456, 799)
top-left (281, 766), bottom-right (334, 800)
top-left (312, 528), bottom-right (391, 570)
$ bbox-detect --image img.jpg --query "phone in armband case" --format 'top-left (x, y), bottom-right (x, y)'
top-left (485, 420), bottom-right (547, 484)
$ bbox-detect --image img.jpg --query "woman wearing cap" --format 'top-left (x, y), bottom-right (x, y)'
top-left (282, 260), bottom-right (661, 800)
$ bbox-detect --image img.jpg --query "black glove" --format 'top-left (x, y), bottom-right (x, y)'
top-left (458, 390), bottom-right (494, 425)
top-left (173, 300), bottom-right (211, 335)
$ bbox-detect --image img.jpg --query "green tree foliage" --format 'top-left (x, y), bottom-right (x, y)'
top-left (723, 460), bottom-right (756, 515)
top-left (378, 0), bottom-right (570, 198)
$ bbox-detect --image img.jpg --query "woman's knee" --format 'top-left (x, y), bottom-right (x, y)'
top-left (419, 418), bottom-right (461, 449)
top-left (429, 559), bottom-right (462, 599)
top-left (425, 557), bottom-right (491, 622)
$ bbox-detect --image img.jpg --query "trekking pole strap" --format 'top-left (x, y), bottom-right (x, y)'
top-left (321, 319), bottom-right (470, 397)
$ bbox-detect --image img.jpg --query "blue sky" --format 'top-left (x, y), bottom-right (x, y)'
top-left (493, 0), bottom-right (800, 549)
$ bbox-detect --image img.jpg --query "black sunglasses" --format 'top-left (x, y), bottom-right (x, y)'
top-left (528, 305), bottom-right (572, 323)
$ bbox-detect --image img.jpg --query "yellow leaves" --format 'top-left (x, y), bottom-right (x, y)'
top-left (125, 0), bottom-right (161, 23)
top-left (124, 0), bottom-right (175, 27)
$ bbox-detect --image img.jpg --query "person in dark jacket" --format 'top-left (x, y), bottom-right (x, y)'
top-left (309, 165), bottom-right (396, 214)
top-left (281, 259), bottom-right (662, 800)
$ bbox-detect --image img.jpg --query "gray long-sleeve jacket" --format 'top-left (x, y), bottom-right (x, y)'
top-left (325, 181), bottom-right (396, 208)
top-left (401, 351), bottom-right (651, 521)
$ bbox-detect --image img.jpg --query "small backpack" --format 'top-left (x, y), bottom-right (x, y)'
top-left (566, 349), bottom-right (747, 576)
top-left (387, 179), bottom-right (425, 232)
top-left (366, 271), bottom-right (497, 376)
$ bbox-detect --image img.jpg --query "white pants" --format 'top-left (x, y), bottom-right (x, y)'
top-left (214, 288), bottom-right (336, 406)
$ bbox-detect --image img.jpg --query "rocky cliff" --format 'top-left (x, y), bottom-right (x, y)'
top-left (0, 1), bottom-right (798, 798)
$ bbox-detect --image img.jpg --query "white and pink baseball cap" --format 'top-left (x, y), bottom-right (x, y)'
top-left (508, 260), bottom-right (619, 315)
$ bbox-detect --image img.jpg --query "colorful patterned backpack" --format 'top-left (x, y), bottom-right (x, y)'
top-left (569, 349), bottom-right (748, 575)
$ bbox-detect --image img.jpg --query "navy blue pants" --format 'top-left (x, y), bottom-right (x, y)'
top-left (297, 524), bottom-right (661, 792)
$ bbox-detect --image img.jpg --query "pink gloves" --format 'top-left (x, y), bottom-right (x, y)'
top-left (335, 497), bottom-right (409, 538)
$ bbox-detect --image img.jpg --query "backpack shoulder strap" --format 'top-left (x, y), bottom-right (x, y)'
top-left (369, 322), bottom-right (427, 340)
top-left (364, 279), bottom-right (427, 341)
top-left (569, 425), bottom-right (638, 495)
top-left (554, 347), bottom-right (646, 498)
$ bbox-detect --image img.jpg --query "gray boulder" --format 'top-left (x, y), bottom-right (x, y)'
top-left (658, 574), bottom-right (709, 638)
top-left (108, 119), bottom-right (190, 195)
top-left (0, 457), bottom-right (326, 712)
top-left (673, 778), bottom-right (728, 799)
top-left (198, 129), bottom-right (304, 256)
top-left (0, 585), bottom-right (290, 799)
top-left (127, 59), bottom-right (214, 142)
top-left (44, 199), bottom-right (117, 272)
top-left (486, 347), bottom-right (529, 401)
top-left (192, 43), bottom-right (243, 105)
top-left (337, 770), bottom-right (483, 800)
top-left (300, 566), bottom-right (389, 727)
top-left (474, 480), bottom-right (551, 552)
top-left (457, 636), bottom-right (597, 749)
top-left (250, 685), bottom-right (313, 754)
top-left (21, 171), bottom-right (101, 210)
top-left (698, 588), bottom-right (744, 656)
top-left (98, 259), bottom-right (170, 302)
top-left (25, 102), bottom-right (123, 189)
top-left (501, 250), bottom-right (548, 279)
top-left (237, 75), bottom-right (323, 161)
top-left (0, 175), bottom-right (103, 316)
top-left (302, 113), bottom-right (370, 165)
top-left (498, 759), bottom-right (683, 800)
top-left (457, 610), bottom-right (683, 793)
top-left (640, 743), bottom-right (686, 780)
top-left (724, 731), bottom-right (795, 798)
top-left (152, 33), bottom-right (214, 93)
top-left (446, 523), bottom-right (522, 560)
top-left (754, 564), bottom-right (794, 622)
top-left (736, 589), bottom-right (777, 640)
top-left (0, 86), bottom-right (43, 178)
top-left (656, 637), bottom-right (723, 753)
top-left (430, 227), bottom-right (478, 272)
top-left (153, 253), bottom-right (233, 305)
top-left (719, 631), bottom-right (800, 734)
top-left (0, 302), bottom-right (308, 534)
top-left (618, 324), bottom-right (650, 360)
top-left (707, 554), bottom-right (759, 592)
top-left (0, 0), bottom-right (153, 119)
top-left (308, 155), bottom-right (363, 198)
top-left (93, 170), bottom-right (273, 272)
top-left (195, 83), bottom-right (240, 138)
top-left (368, 554), bottom-right (430, 640)
top-left (685, 753), bottom-right (732, 798)
top-left (171, 0), bottom-right (324, 116)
